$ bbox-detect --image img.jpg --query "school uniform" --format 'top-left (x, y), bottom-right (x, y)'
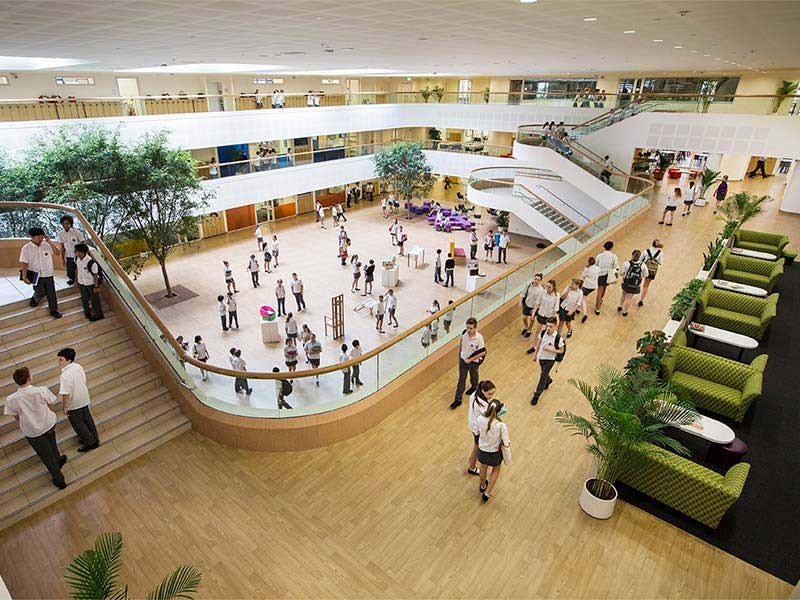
top-left (434, 253), bottom-right (443, 283)
top-left (476, 414), bottom-right (510, 468)
top-left (349, 345), bottom-right (363, 385)
top-left (453, 331), bottom-right (485, 406)
top-left (375, 300), bottom-right (386, 330)
top-left (559, 288), bottom-right (584, 322)
top-left (290, 278), bottom-right (306, 310)
top-left (497, 234), bottom-right (509, 264)
top-left (20, 240), bottom-right (59, 316)
top-left (285, 318), bottom-right (298, 340)
top-left (595, 250), bottom-right (619, 287)
top-left (226, 297), bottom-right (239, 329)
top-left (469, 231), bottom-right (479, 259)
top-left (59, 362), bottom-right (99, 450)
top-left (339, 351), bottom-right (352, 394)
top-left (521, 283), bottom-right (544, 317)
top-left (224, 264), bottom-right (234, 285)
top-left (664, 194), bottom-right (679, 212)
top-left (386, 294), bottom-right (397, 325)
top-left (56, 227), bottom-right (86, 284)
top-left (581, 265), bottom-right (600, 296)
top-left (275, 284), bottom-right (286, 316)
top-left (535, 292), bottom-right (559, 324)
top-left (533, 330), bottom-right (565, 402)
top-left (248, 258), bottom-right (260, 287)
top-left (284, 343), bottom-right (298, 368)
top-left (620, 260), bottom-right (649, 294)
top-left (642, 248), bottom-right (663, 281)
top-left (217, 300), bottom-right (228, 331)
top-left (468, 392), bottom-right (489, 445)
top-left (75, 254), bottom-right (104, 320)
top-left (231, 356), bottom-right (252, 394)
top-left (304, 340), bottom-right (322, 368)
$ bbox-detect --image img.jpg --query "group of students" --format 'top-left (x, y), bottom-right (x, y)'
top-left (573, 88), bottom-right (608, 108)
top-left (381, 193), bottom-right (401, 217)
top-left (252, 89), bottom-right (287, 109)
top-left (659, 174), bottom-right (730, 226)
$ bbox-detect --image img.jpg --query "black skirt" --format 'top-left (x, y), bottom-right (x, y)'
top-left (478, 449), bottom-right (503, 467)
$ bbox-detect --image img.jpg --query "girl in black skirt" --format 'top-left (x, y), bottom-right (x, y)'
top-left (476, 399), bottom-right (511, 502)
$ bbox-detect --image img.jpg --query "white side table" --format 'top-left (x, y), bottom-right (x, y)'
top-left (465, 274), bottom-right (478, 292)
top-left (260, 320), bottom-right (282, 343)
top-left (689, 323), bottom-right (758, 360)
top-left (730, 247), bottom-right (777, 261)
top-left (381, 265), bottom-right (399, 287)
top-left (712, 279), bottom-right (768, 297)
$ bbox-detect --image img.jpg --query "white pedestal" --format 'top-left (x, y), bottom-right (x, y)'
top-left (382, 265), bottom-right (399, 287)
top-left (260, 320), bottom-right (281, 343)
top-left (465, 274), bottom-right (478, 292)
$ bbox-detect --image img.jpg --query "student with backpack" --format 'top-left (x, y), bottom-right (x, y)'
top-left (617, 249), bottom-right (649, 316)
top-left (74, 243), bottom-right (104, 321)
top-left (247, 254), bottom-right (260, 287)
top-left (273, 367), bottom-right (293, 409)
top-left (638, 240), bottom-right (663, 307)
top-left (529, 317), bottom-right (565, 406)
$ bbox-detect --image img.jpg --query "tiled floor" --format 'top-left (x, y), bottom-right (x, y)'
top-left (0, 269), bottom-right (70, 307)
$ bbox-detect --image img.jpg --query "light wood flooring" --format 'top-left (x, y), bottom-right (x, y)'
top-left (0, 175), bottom-right (796, 598)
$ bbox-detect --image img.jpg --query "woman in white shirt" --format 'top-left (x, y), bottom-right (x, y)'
top-left (682, 181), bottom-right (699, 216)
top-left (466, 380), bottom-right (496, 477)
top-left (617, 249), bottom-right (649, 316)
top-left (192, 335), bottom-right (209, 382)
top-left (659, 187), bottom-right (681, 226)
top-left (476, 399), bottom-right (510, 502)
top-left (639, 239), bottom-right (664, 307)
top-left (558, 278), bottom-right (584, 338)
top-left (594, 241), bottom-right (619, 315)
top-left (285, 313), bottom-right (298, 342)
top-left (531, 279), bottom-right (559, 341)
top-left (580, 257), bottom-right (600, 323)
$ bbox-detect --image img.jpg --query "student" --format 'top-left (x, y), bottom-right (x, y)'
top-left (520, 273), bottom-right (545, 337)
top-left (444, 175), bottom-right (452, 190)
top-left (713, 175), bottom-right (729, 214)
top-left (375, 295), bottom-right (386, 333)
top-left (336, 203), bottom-right (347, 223)
top-left (433, 249), bottom-right (444, 284)
top-left (5, 367), bottom-right (67, 489)
top-left (57, 348), bottom-right (99, 452)
top-left (285, 312), bottom-right (298, 342)
top-left (594, 240), bottom-right (619, 315)
top-left (451, 317), bottom-right (486, 409)
top-left (349, 340), bottom-right (364, 386)
top-left (497, 231), bottom-right (510, 264)
top-left (618, 249), bottom-right (648, 316)
top-left (381, 197), bottom-right (388, 218)
top-left (386, 289), bottom-right (398, 328)
top-left (303, 334), bottom-right (322, 385)
top-left (638, 239), bottom-right (663, 307)
top-left (56, 215), bottom-right (85, 286)
top-left (363, 260), bottom-right (375, 296)
top-left (290, 273), bottom-right (306, 311)
top-left (421, 323), bottom-right (433, 348)
top-left (300, 324), bottom-right (313, 346)
top-left (526, 280), bottom-right (558, 351)
top-left (19, 227), bottom-right (61, 318)
top-left (208, 157), bottom-right (219, 179)
top-left (469, 230), bottom-right (479, 260)
top-left (443, 300), bottom-right (455, 333)
top-left (529, 317), bottom-right (565, 406)
top-left (444, 252), bottom-right (456, 288)
top-left (247, 254), bottom-right (260, 287)
top-left (389, 219), bottom-right (399, 245)
top-left (600, 156), bottom-right (613, 184)
top-left (467, 380), bottom-right (496, 476)
top-left (192, 335), bottom-right (210, 381)
top-left (659, 187), bottom-right (681, 226)
top-left (351, 260), bottom-right (362, 292)
top-left (74, 243), bottom-right (104, 321)
top-left (263, 247), bottom-right (273, 273)
top-left (428, 299), bottom-right (441, 317)
top-left (232, 349), bottom-right (253, 395)
top-left (273, 367), bottom-right (293, 409)
top-left (683, 181), bottom-right (699, 216)
top-left (338, 237), bottom-right (349, 266)
top-left (339, 344), bottom-right (353, 395)
top-left (224, 292), bottom-right (239, 329)
top-left (223, 260), bottom-right (238, 293)
top-left (476, 399), bottom-right (510, 502)
top-left (397, 226), bottom-right (407, 256)
top-left (283, 338), bottom-right (299, 373)
top-left (271, 235), bottom-right (280, 266)
top-left (217, 295), bottom-right (228, 331)
top-left (255, 224), bottom-right (264, 250)
top-left (318, 204), bottom-right (326, 228)
top-left (558, 279), bottom-right (584, 338)
top-left (580, 257), bottom-right (600, 323)
top-left (484, 230), bottom-right (495, 261)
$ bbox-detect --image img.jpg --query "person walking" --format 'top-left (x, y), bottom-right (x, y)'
top-left (476, 398), bottom-right (510, 502)
top-left (617, 249), bottom-right (648, 316)
top-left (192, 335), bottom-right (210, 381)
top-left (285, 313), bottom-right (299, 347)
top-left (450, 317), bottom-right (486, 409)
top-left (580, 257), bottom-right (600, 323)
top-left (520, 273), bottom-right (545, 337)
top-left (466, 380), bottom-right (495, 476)
top-left (57, 348), bottom-right (99, 452)
top-left (483, 230), bottom-right (495, 261)
top-left (303, 334), bottom-right (322, 385)
top-left (19, 227), bottom-right (61, 319)
top-left (255, 224), bottom-right (264, 251)
top-left (223, 260), bottom-right (238, 293)
top-left (497, 230), bottom-right (510, 264)
top-left (444, 252), bottom-right (456, 288)
top-left (275, 279), bottom-right (287, 317)
top-left (271, 234), bottom-right (280, 266)
top-left (56, 215), bottom-right (85, 286)
top-left (389, 219), bottom-right (399, 245)
top-left (231, 349), bottom-right (253, 395)
top-left (74, 244), bottom-right (104, 321)
top-left (263, 247), bottom-right (273, 273)
top-left (318, 204), bottom-right (327, 229)
top-left (749, 156), bottom-right (768, 178)
top-left (658, 187), bottom-right (681, 226)
top-left (272, 367), bottom-right (294, 410)
top-left (386, 289), bottom-right (399, 328)
top-left (247, 254), bottom-right (260, 287)
top-left (351, 260), bottom-right (362, 292)
top-left (217, 295), bottom-right (229, 331)
top-left (683, 181), bottom-right (698, 216)
top-left (594, 241), bottom-right (619, 315)
top-left (443, 300), bottom-right (455, 334)
top-left (397, 226), bottom-right (407, 256)
top-left (363, 260), bottom-right (375, 296)
top-left (529, 317), bottom-right (565, 406)
top-left (226, 292), bottom-right (239, 329)
top-left (600, 156), bottom-right (613, 184)
top-left (336, 202), bottom-right (347, 222)
top-left (469, 230), bottom-right (479, 260)
top-left (434, 249), bottom-right (443, 284)
top-left (638, 239), bottom-right (663, 307)
top-left (4, 367), bottom-right (67, 489)
top-left (444, 175), bottom-right (452, 190)
top-left (381, 197), bottom-right (388, 218)
top-left (283, 338), bottom-right (299, 373)
top-left (526, 280), bottom-right (559, 351)
top-left (558, 279), bottom-right (584, 338)
top-left (339, 344), bottom-right (353, 395)
top-left (713, 175), bottom-right (729, 214)
top-left (290, 273), bottom-right (306, 311)
top-left (338, 236), bottom-right (349, 267)
top-left (375, 295), bottom-right (386, 333)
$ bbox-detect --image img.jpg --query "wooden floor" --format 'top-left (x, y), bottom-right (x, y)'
top-left (0, 175), bottom-right (796, 598)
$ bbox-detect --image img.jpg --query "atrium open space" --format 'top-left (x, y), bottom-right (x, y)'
top-left (0, 1), bottom-right (799, 598)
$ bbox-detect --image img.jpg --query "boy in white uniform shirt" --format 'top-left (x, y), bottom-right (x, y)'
top-left (56, 215), bottom-right (86, 286)
top-left (520, 273), bottom-right (545, 338)
top-left (349, 340), bottom-right (364, 386)
top-left (57, 347), bottom-right (99, 452)
top-left (528, 317), bottom-right (565, 406)
top-left (19, 227), bottom-right (61, 318)
top-left (5, 367), bottom-right (67, 489)
top-left (450, 317), bottom-right (486, 409)
top-left (247, 254), bottom-right (260, 288)
top-left (74, 243), bottom-right (104, 321)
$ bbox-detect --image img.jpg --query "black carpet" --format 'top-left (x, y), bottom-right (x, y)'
top-left (618, 261), bottom-right (800, 584)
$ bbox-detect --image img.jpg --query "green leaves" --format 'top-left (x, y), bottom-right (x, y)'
top-left (717, 191), bottom-right (769, 233)
top-left (373, 142), bottom-right (435, 206)
top-left (699, 167), bottom-right (721, 197)
top-left (668, 278), bottom-right (704, 320)
top-left (146, 565), bottom-right (202, 600)
top-left (703, 236), bottom-right (726, 270)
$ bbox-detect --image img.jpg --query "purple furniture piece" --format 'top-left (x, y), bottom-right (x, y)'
top-left (444, 216), bottom-right (475, 232)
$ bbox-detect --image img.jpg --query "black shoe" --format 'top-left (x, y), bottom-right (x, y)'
top-left (617, 306), bottom-right (622, 312)
top-left (77, 443), bottom-right (99, 453)
top-left (51, 311), bottom-right (62, 319)
top-left (467, 468), bottom-right (480, 476)
top-left (90, 315), bottom-right (104, 321)
top-left (520, 328), bottom-right (527, 335)
top-left (66, 279), bottom-right (74, 286)
top-left (464, 386), bottom-right (476, 396)
top-left (594, 310), bottom-right (600, 315)
top-left (526, 347), bottom-right (536, 355)
top-left (58, 455), bottom-right (68, 467)
top-left (29, 299), bottom-right (38, 307)
top-left (449, 399), bottom-right (462, 410)
top-left (356, 380), bottom-right (364, 386)
top-left (622, 312), bottom-right (628, 317)
top-left (54, 480), bottom-right (68, 490)
top-left (344, 390), bottom-right (354, 395)
top-left (480, 480), bottom-right (488, 493)
top-left (530, 395), bottom-right (539, 406)
top-left (546, 377), bottom-right (553, 389)
top-left (523, 330), bottom-right (531, 338)
top-left (638, 300), bottom-right (644, 307)
top-left (566, 331), bottom-right (572, 338)
top-left (482, 492), bottom-right (491, 503)
top-left (581, 315), bottom-right (588, 324)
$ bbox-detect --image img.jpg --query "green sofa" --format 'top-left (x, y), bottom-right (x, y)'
top-left (734, 229), bottom-right (790, 260)
top-left (618, 442), bottom-right (750, 528)
top-left (715, 249), bottom-right (783, 292)
top-left (663, 330), bottom-right (767, 422)
top-left (697, 280), bottom-right (778, 340)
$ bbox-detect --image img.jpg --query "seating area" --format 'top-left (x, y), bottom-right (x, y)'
top-left (696, 280), bottom-right (778, 341)
top-left (714, 249), bottom-right (783, 292)
top-left (734, 229), bottom-right (794, 262)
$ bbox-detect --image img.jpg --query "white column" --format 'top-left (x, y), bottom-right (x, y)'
top-left (718, 153), bottom-right (751, 181)
top-left (779, 160), bottom-right (800, 213)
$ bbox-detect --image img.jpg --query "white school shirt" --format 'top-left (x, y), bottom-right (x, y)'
top-left (498, 234), bottom-right (509, 249)
top-left (209, 163), bottom-right (218, 176)
top-left (666, 194), bottom-right (679, 208)
top-left (4, 385), bottom-right (57, 438)
top-left (58, 362), bottom-right (91, 411)
top-left (536, 330), bottom-right (565, 361)
top-left (476, 415), bottom-right (510, 453)
top-left (318, 207), bottom-right (325, 219)
top-left (75, 255), bottom-right (99, 286)
top-left (484, 234), bottom-right (494, 248)
top-left (376, 300), bottom-right (386, 315)
top-left (560, 287), bottom-right (584, 312)
top-left (304, 340), bottom-right (322, 360)
top-left (381, 199), bottom-right (387, 210)
top-left (522, 283), bottom-right (544, 309)
top-left (248, 258), bottom-right (259, 272)
top-left (339, 351), bottom-right (350, 372)
top-left (349, 346), bottom-right (362, 360)
top-left (470, 231), bottom-right (478, 245)
top-left (224, 265), bottom-right (233, 280)
top-left (386, 294), bottom-right (396, 311)
top-left (217, 301), bottom-right (227, 316)
top-left (255, 226), bottom-right (262, 239)
top-left (536, 292), bottom-right (559, 318)
top-left (435, 252), bottom-right (442, 267)
top-left (19, 241), bottom-right (55, 277)
top-left (459, 331), bottom-right (485, 361)
top-left (430, 318), bottom-right (439, 335)
top-left (686, 186), bottom-right (699, 202)
top-left (582, 265), bottom-right (600, 290)
top-left (275, 284), bottom-right (286, 299)
top-left (271, 239), bottom-right (279, 254)
top-left (290, 279), bottom-right (303, 294)
top-left (595, 250), bottom-right (619, 277)
top-left (467, 392), bottom-right (489, 434)
top-left (285, 319), bottom-right (298, 335)
top-left (390, 223), bottom-right (399, 235)
top-left (56, 228), bottom-right (86, 259)
top-left (193, 342), bottom-right (209, 360)
top-left (226, 297), bottom-right (238, 312)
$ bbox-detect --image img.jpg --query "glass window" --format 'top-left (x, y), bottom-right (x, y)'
top-left (522, 78), bottom-right (597, 100)
top-left (640, 77), bottom-right (739, 102)
top-left (458, 79), bottom-right (472, 103)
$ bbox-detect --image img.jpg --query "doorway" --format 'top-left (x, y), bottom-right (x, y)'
top-left (206, 81), bottom-right (224, 112)
top-left (217, 144), bottom-right (250, 177)
top-left (116, 77), bottom-right (142, 116)
top-left (508, 80), bottom-right (522, 105)
top-left (346, 79), bottom-right (360, 105)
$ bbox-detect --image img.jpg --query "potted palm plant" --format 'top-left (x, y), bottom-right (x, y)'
top-left (770, 80), bottom-right (798, 114)
top-left (696, 167), bottom-right (721, 206)
top-left (717, 191), bottom-right (769, 231)
top-left (556, 367), bottom-right (696, 520)
top-left (702, 235), bottom-right (727, 274)
top-left (432, 85), bottom-right (446, 103)
top-left (420, 87), bottom-right (432, 103)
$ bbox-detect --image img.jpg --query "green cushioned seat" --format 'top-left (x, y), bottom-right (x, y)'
top-left (783, 248), bottom-right (797, 263)
top-left (618, 443), bottom-right (750, 529)
top-left (715, 249), bottom-right (783, 292)
top-left (734, 229), bottom-right (789, 256)
top-left (696, 280), bottom-right (778, 340)
top-left (664, 330), bottom-right (766, 422)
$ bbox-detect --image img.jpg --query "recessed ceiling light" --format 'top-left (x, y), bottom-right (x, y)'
top-left (519, 0), bottom-right (538, 3)
top-left (714, 58), bottom-right (721, 60)
top-left (674, 45), bottom-right (683, 49)
top-left (653, 39), bottom-right (663, 42)
top-left (583, 17), bottom-right (598, 21)
top-left (704, 54), bottom-right (711, 57)
top-left (690, 50), bottom-right (698, 53)
top-left (0, 55), bottom-right (91, 70)
top-left (623, 30), bottom-right (636, 34)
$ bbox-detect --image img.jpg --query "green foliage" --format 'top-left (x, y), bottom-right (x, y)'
top-left (624, 330), bottom-right (669, 377)
top-left (420, 87), bottom-right (432, 103)
top-left (556, 366), bottom-right (697, 497)
top-left (668, 278), bottom-right (705, 320)
top-left (771, 80), bottom-right (798, 113)
top-left (432, 85), bottom-right (446, 102)
top-left (699, 167), bottom-right (721, 198)
top-left (0, 153), bottom-right (57, 237)
top-left (66, 532), bottom-right (201, 600)
top-left (427, 128), bottom-right (442, 141)
top-left (703, 236), bottom-right (726, 270)
top-left (720, 220), bottom-right (739, 239)
top-left (717, 192), bottom-right (769, 238)
top-left (483, 87), bottom-right (491, 103)
top-left (373, 142), bottom-right (435, 217)
top-left (493, 210), bottom-right (510, 230)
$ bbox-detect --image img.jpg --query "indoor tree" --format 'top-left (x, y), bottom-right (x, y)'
top-left (0, 153), bottom-right (57, 238)
top-left (373, 142), bottom-right (435, 219)
top-left (698, 167), bottom-right (721, 199)
top-left (717, 191), bottom-right (770, 234)
top-left (770, 80), bottom-right (798, 114)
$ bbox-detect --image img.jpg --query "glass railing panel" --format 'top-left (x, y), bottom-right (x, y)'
top-left (471, 277), bottom-right (507, 321)
top-left (505, 258), bottom-right (538, 301)
top-left (377, 330), bottom-right (430, 388)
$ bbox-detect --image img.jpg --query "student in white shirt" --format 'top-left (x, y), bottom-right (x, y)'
top-left (497, 231), bottom-right (510, 264)
top-left (349, 340), bottom-right (364, 386)
top-left (466, 380), bottom-right (496, 477)
top-left (56, 215), bottom-right (86, 285)
top-left (318, 205), bottom-right (326, 229)
top-left (381, 197), bottom-right (388, 219)
top-left (558, 279), bottom-right (584, 338)
top-left (57, 347), bottom-right (99, 452)
top-left (386, 289), bottom-right (398, 328)
top-left (618, 249), bottom-right (649, 317)
top-left (351, 260), bottom-right (362, 293)
top-left (255, 224), bottom-right (264, 250)
top-left (74, 243), bottom-right (104, 321)
top-left (483, 230), bottom-right (495, 261)
top-left (659, 187), bottom-right (681, 226)
top-left (232, 349), bottom-right (252, 395)
top-left (443, 300), bottom-right (455, 334)
top-left (290, 273), bottom-right (306, 311)
top-left (375, 295), bottom-right (386, 333)
top-left (434, 249), bottom-right (443, 284)
top-left (192, 335), bottom-right (210, 381)
top-left (226, 292), bottom-right (239, 329)
top-left (339, 343), bottom-right (353, 395)
top-left (520, 273), bottom-right (545, 338)
top-left (476, 399), bottom-right (511, 502)
top-left (526, 279), bottom-right (558, 351)
top-left (217, 295), bottom-right (229, 332)
top-left (247, 254), bottom-right (260, 288)
top-left (529, 317), bottom-right (565, 405)
top-left (19, 227), bottom-right (61, 318)
top-left (451, 317), bottom-right (486, 409)
top-left (303, 334), bottom-right (323, 385)
top-left (223, 260), bottom-right (238, 294)
top-left (271, 235), bottom-right (280, 266)
top-left (389, 219), bottom-right (399, 245)
top-left (274, 279), bottom-right (287, 317)
top-left (682, 181), bottom-right (699, 216)
top-left (469, 230), bottom-right (479, 260)
top-left (5, 367), bottom-right (67, 489)
top-left (639, 239), bottom-right (664, 307)
top-left (594, 240), bottom-right (619, 315)
top-left (272, 367), bottom-right (293, 409)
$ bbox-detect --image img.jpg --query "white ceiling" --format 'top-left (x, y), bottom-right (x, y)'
top-left (1, 0), bottom-right (799, 75)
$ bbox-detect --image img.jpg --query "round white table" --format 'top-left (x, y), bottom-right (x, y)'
top-left (712, 279), bottom-right (768, 297)
top-left (676, 414), bottom-right (735, 445)
top-left (730, 247), bottom-right (777, 261)
top-left (689, 323), bottom-right (758, 360)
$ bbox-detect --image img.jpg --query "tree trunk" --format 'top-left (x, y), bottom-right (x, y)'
top-left (160, 260), bottom-right (175, 297)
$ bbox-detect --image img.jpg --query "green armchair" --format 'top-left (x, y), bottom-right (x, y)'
top-left (697, 280), bottom-right (778, 340)
top-left (715, 249), bottom-right (783, 292)
top-left (663, 330), bottom-right (767, 422)
top-left (734, 229), bottom-right (790, 259)
top-left (618, 442), bottom-right (750, 528)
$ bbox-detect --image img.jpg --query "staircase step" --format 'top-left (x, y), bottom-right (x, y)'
top-left (0, 305), bottom-right (92, 344)
top-left (0, 286), bottom-right (78, 317)
top-left (0, 294), bottom-right (83, 330)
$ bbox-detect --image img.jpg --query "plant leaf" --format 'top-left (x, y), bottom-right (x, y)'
top-left (65, 532), bottom-right (124, 600)
top-left (146, 565), bottom-right (202, 600)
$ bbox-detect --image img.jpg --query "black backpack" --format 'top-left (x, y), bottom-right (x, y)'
top-left (623, 261), bottom-right (643, 287)
top-left (540, 331), bottom-right (566, 362)
top-left (281, 379), bottom-right (293, 396)
top-left (87, 258), bottom-right (105, 285)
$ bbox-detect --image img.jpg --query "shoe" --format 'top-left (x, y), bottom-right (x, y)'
top-left (29, 299), bottom-right (38, 307)
top-left (77, 443), bottom-right (99, 453)
top-left (480, 480), bottom-right (488, 493)
top-left (449, 399), bottom-right (462, 410)
top-left (51, 311), bottom-right (62, 319)
top-left (530, 395), bottom-right (539, 406)
top-left (246, 389), bottom-right (253, 395)
top-left (223, 328), bottom-right (229, 332)
top-left (581, 315), bottom-right (588, 324)
top-left (520, 328), bottom-right (527, 336)
top-left (356, 381), bottom-right (364, 386)
top-left (546, 376), bottom-right (553, 389)
top-left (344, 390), bottom-right (353, 395)
top-left (54, 480), bottom-right (68, 490)
top-left (482, 493), bottom-right (491, 503)
top-left (523, 330), bottom-right (531, 338)
top-left (617, 306), bottom-right (622, 312)
top-left (658, 221), bottom-right (664, 224)
top-left (467, 468), bottom-right (480, 476)
top-left (526, 347), bottom-right (536, 355)
top-left (566, 331), bottom-right (572, 338)
top-left (667, 223), bottom-right (672, 226)
top-left (594, 310), bottom-right (600, 315)
top-left (622, 312), bottom-right (628, 317)
top-left (637, 300), bottom-right (644, 307)
top-left (66, 279), bottom-right (74, 285)
top-left (58, 455), bottom-right (68, 467)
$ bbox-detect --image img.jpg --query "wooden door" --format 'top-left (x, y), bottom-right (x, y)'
top-left (225, 204), bottom-right (255, 231)
top-left (296, 192), bottom-right (315, 214)
top-left (202, 213), bottom-right (226, 238)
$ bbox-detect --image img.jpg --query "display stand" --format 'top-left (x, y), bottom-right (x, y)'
top-left (261, 320), bottom-right (281, 343)
top-left (465, 274), bottom-right (478, 292)
top-left (382, 265), bottom-right (399, 287)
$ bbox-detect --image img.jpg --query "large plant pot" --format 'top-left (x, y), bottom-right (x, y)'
top-left (579, 478), bottom-right (617, 519)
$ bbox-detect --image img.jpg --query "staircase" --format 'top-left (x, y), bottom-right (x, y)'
top-left (0, 287), bottom-right (190, 527)
top-left (524, 195), bottom-right (579, 233)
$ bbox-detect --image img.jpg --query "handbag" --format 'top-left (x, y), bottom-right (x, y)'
top-left (606, 268), bottom-right (619, 285)
top-left (501, 441), bottom-right (512, 465)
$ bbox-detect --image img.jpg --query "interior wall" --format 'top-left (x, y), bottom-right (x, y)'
top-left (719, 153), bottom-right (752, 181)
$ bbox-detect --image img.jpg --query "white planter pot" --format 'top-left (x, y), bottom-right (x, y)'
top-left (579, 478), bottom-right (618, 520)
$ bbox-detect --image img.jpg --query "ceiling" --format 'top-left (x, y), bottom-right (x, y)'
top-left (1, 0), bottom-right (799, 75)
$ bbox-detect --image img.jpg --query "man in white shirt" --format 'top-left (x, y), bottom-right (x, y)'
top-left (56, 215), bottom-right (86, 286)
top-left (451, 317), bottom-right (486, 409)
top-left (74, 244), bottom-right (104, 321)
top-left (19, 227), bottom-right (61, 318)
top-left (217, 295), bottom-right (229, 331)
top-left (497, 231), bottom-right (510, 264)
top-left (57, 347), bottom-right (99, 452)
top-left (340, 343), bottom-right (353, 395)
top-left (271, 235), bottom-right (280, 266)
top-left (469, 230), bottom-right (479, 260)
top-left (290, 273), bottom-right (306, 311)
top-left (349, 340), bottom-right (363, 386)
top-left (434, 249), bottom-right (443, 284)
top-left (247, 254), bottom-right (260, 288)
top-left (5, 367), bottom-right (67, 489)
top-left (386, 289), bottom-right (398, 328)
top-left (255, 225), bottom-right (264, 251)
top-left (232, 349), bottom-right (252, 395)
top-left (528, 318), bottom-right (565, 406)
top-left (520, 273), bottom-right (545, 338)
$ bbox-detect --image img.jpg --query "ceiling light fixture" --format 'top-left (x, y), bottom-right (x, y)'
top-left (583, 17), bottom-right (598, 21)
top-left (674, 45), bottom-right (683, 49)
top-left (0, 55), bottom-right (91, 70)
top-left (690, 50), bottom-right (698, 53)
top-left (704, 54), bottom-right (711, 57)
top-left (623, 30), bottom-right (636, 33)
top-left (653, 39), bottom-right (664, 42)
top-left (519, 0), bottom-right (538, 3)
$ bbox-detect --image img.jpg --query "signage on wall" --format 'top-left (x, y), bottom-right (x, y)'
top-left (321, 79), bottom-right (340, 84)
top-left (55, 76), bottom-right (95, 86)
top-left (253, 78), bottom-right (285, 85)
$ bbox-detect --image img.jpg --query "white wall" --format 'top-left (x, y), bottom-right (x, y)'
top-left (781, 161), bottom-right (800, 213)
